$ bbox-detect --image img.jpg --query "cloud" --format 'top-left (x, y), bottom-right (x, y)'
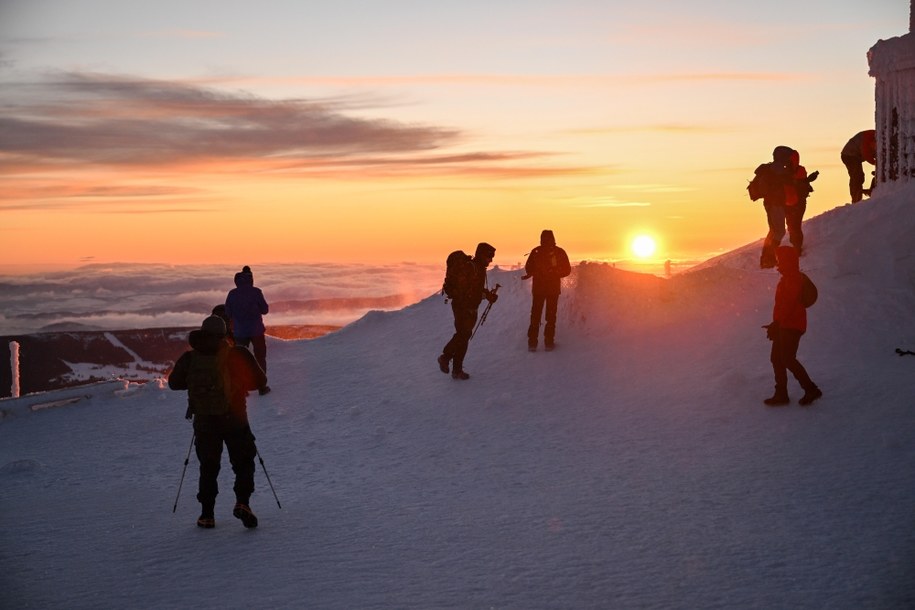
top-left (0, 262), bottom-right (446, 335)
top-left (0, 71), bottom-right (595, 198)
top-left (0, 71), bottom-right (459, 167)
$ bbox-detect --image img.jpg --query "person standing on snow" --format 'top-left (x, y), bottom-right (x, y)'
top-left (437, 242), bottom-right (498, 380)
top-left (523, 229), bottom-right (571, 351)
top-left (225, 265), bottom-right (270, 395)
top-left (785, 150), bottom-right (819, 254)
top-left (749, 145), bottom-right (796, 269)
top-left (762, 246), bottom-right (822, 406)
top-left (168, 315), bottom-right (268, 529)
top-left (841, 129), bottom-right (876, 203)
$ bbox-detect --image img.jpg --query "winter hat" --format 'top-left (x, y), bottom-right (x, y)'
top-left (201, 315), bottom-right (227, 337)
top-left (242, 265), bottom-right (251, 273)
top-left (540, 230), bottom-right (556, 247)
top-left (475, 242), bottom-right (496, 260)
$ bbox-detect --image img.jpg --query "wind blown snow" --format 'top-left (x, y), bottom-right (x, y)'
top-left (2, 187), bottom-right (915, 609)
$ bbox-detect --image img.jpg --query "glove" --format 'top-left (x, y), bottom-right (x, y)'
top-left (808, 170), bottom-right (819, 182)
top-left (185, 404), bottom-right (194, 420)
top-left (763, 321), bottom-right (779, 341)
top-left (485, 291), bottom-right (499, 304)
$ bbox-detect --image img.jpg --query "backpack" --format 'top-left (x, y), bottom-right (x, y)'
top-left (800, 273), bottom-right (818, 308)
top-left (442, 250), bottom-right (475, 301)
top-left (747, 173), bottom-right (766, 201)
top-left (186, 351), bottom-right (230, 416)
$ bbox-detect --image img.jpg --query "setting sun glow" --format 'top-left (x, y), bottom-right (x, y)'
top-left (631, 235), bottom-right (657, 259)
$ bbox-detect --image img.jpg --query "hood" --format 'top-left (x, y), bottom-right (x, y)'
top-left (776, 245), bottom-right (800, 273)
top-left (540, 230), bottom-right (556, 247)
top-left (474, 242), bottom-right (496, 260)
top-left (234, 270), bottom-right (254, 288)
top-left (789, 149), bottom-right (800, 168)
top-left (772, 146), bottom-right (794, 164)
top-left (188, 329), bottom-right (225, 355)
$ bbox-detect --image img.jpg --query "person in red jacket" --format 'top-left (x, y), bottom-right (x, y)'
top-left (763, 246), bottom-right (822, 406)
top-left (785, 150), bottom-right (818, 254)
top-left (841, 130), bottom-right (876, 203)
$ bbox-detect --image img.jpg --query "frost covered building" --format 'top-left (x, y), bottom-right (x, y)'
top-left (868, 3), bottom-right (915, 185)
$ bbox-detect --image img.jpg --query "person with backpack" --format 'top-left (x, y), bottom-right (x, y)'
top-left (748, 146), bottom-right (796, 268)
top-left (437, 242), bottom-right (498, 380)
top-left (841, 129), bottom-right (876, 203)
top-left (168, 315), bottom-right (268, 528)
top-left (523, 230), bottom-right (572, 351)
top-left (225, 265), bottom-right (271, 395)
top-left (762, 246), bottom-right (822, 406)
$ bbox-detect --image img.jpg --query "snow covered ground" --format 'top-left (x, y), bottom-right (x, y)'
top-left (2, 187), bottom-right (915, 609)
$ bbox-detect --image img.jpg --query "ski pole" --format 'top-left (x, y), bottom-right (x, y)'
top-left (255, 445), bottom-right (282, 509)
top-left (471, 284), bottom-right (500, 340)
top-left (172, 431), bottom-right (196, 513)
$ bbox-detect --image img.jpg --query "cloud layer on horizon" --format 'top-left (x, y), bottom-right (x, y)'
top-left (0, 262), bottom-right (447, 335)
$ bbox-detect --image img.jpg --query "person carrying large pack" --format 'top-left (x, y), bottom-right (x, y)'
top-left (437, 242), bottom-right (498, 380)
top-left (747, 146), bottom-right (816, 269)
top-left (168, 315), bottom-right (268, 529)
top-left (523, 229), bottom-right (572, 351)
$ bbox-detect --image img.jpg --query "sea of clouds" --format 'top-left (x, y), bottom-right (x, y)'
top-left (0, 262), bottom-right (447, 335)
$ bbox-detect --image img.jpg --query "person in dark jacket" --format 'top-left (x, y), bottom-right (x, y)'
top-left (763, 246), bottom-right (822, 406)
top-left (225, 265), bottom-right (270, 394)
top-left (168, 315), bottom-right (268, 528)
top-left (752, 146), bottom-right (796, 268)
top-left (841, 129), bottom-right (876, 203)
top-left (437, 242), bottom-right (498, 380)
top-left (524, 230), bottom-right (572, 351)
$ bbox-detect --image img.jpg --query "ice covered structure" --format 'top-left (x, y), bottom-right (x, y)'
top-left (868, 1), bottom-right (915, 185)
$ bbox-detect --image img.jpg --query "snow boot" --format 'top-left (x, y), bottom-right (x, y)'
top-left (544, 340), bottom-right (555, 352)
top-left (437, 354), bottom-right (450, 374)
top-left (258, 385), bottom-right (272, 396)
top-left (798, 387), bottom-right (822, 406)
top-left (528, 339), bottom-right (537, 352)
top-left (196, 516), bottom-right (215, 529)
top-left (763, 387), bottom-right (789, 406)
top-left (451, 369), bottom-right (470, 380)
top-left (233, 503), bottom-right (258, 529)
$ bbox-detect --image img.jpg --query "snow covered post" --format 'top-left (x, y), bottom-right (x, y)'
top-left (868, 6), bottom-right (915, 187)
top-left (10, 341), bottom-right (20, 398)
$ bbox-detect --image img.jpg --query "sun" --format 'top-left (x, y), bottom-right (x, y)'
top-left (631, 234), bottom-right (657, 259)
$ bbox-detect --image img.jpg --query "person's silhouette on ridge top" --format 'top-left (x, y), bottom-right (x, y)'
top-left (749, 146), bottom-right (815, 268)
top-left (841, 129), bottom-right (876, 203)
top-left (437, 242), bottom-right (498, 380)
top-left (523, 229), bottom-right (571, 351)
top-left (225, 265), bottom-right (271, 395)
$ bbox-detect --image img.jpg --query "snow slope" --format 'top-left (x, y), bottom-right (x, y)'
top-left (2, 188), bottom-right (915, 609)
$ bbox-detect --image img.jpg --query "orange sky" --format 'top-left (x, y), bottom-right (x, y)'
top-left (0, 2), bottom-right (906, 270)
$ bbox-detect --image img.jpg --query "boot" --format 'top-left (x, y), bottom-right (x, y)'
top-left (197, 503), bottom-right (215, 528)
top-left (763, 387), bottom-right (789, 406)
top-left (451, 369), bottom-right (470, 380)
top-left (233, 502), bottom-right (258, 529)
top-left (437, 354), bottom-right (450, 374)
top-left (798, 387), bottom-right (822, 406)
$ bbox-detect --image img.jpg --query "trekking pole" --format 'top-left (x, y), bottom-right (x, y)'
top-left (255, 445), bottom-right (282, 509)
top-left (172, 431), bottom-right (196, 513)
top-left (471, 283), bottom-right (501, 340)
